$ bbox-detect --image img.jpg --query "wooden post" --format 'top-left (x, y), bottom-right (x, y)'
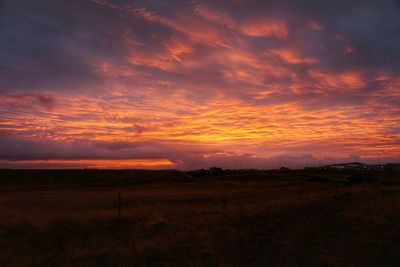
top-left (238, 201), bottom-right (242, 219)
top-left (118, 191), bottom-right (122, 221)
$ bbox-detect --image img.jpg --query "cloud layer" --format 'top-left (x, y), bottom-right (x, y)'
top-left (0, 0), bottom-right (399, 168)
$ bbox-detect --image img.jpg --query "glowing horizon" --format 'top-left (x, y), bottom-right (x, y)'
top-left (0, 0), bottom-right (399, 169)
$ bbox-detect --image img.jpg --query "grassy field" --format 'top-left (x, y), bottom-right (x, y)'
top-left (0, 169), bottom-right (399, 266)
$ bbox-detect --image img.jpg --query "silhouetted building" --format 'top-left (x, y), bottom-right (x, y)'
top-left (365, 164), bottom-right (384, 170)
top-left (323, 162), bottom-right (366, 170)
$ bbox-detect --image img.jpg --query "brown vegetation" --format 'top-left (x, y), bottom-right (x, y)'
top-left (0, 169), bottom-right (399, 266)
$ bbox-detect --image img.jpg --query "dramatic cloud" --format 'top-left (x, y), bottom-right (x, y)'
top-left (0, 0), bottom-right (399, 169)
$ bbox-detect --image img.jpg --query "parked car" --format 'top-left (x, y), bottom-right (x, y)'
top-left (346, 173), bottom-right (378, 183)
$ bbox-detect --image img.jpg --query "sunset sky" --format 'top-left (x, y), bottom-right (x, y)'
top-left (0, 0), bottom-right (399, 169)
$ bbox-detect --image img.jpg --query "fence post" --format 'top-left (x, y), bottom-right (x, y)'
top-left (118, 191), bottom-right (122, 221)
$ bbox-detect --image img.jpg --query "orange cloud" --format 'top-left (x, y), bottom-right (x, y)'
top-left (269, 48), bottom-right (318, 64)
top-left (0, 159), bottom-right (174, 169)
top-left (308, 20), bottom-right (324, 31)
top-left (163, 38), bottom-right (194, 63)
top-left (162, 15), bottom-right (232, 47)
top-left (308, 70), bottom-right (366, 90)
top-left (240, 20), bottom-right (288, 38)
top-left (91, 61), bottom-right (137, 77)
top-left (131, 7), bottom-right (161, 22)
top-left (194, 4), bottom-right (236, 29)
top-left (344, 45), bottom-right (355, 54)
top-left (128, 53), bottom-right (174, 71)
top-left (2, 1), bottom-right (400, 168)
top-left (1, 88), bottom-right (399, 164)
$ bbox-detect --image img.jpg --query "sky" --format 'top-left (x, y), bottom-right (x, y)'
top-left (0, 0), bottom-right (399, 169)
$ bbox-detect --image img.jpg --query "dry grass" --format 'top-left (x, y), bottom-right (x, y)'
top-left (0, 170), bottom-right (399, 266)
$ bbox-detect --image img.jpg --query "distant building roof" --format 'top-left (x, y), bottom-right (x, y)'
top-left (323, 162), bottom-right (365, 168)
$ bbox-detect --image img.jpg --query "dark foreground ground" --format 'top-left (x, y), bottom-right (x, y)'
top-left (0, 169), bottom-right (399, 267)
